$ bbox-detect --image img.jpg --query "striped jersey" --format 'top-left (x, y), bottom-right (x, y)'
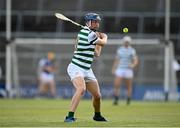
top-left (116, 46), bottom-right (137, 69)
top-left (71, 26), bottom-right (98, 70)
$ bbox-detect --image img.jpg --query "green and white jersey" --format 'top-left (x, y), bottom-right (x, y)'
top-left (71, 26), bottom-right (98, 70)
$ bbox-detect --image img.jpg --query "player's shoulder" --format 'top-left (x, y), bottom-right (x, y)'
top-left (130, 46), bottom-right (136, 51)
top-left (117, 46), bottom-right (123, 53)
top-left (119, 46), bottom-right (125, 50)
top-left (129, 46), bottom-right (137, 54)
top-left (80, 26), bottom-right (91, 34)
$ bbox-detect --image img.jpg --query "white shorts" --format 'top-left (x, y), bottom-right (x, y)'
top-left (115, 68), bottom-right (133, 79)
top-left (39, 72), bottom-right (54, 83)
top-left (67, 63), bottom-right (97, 82)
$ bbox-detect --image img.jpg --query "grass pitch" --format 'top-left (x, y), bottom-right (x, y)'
top-left (0, 99), bottom-right (180, 127)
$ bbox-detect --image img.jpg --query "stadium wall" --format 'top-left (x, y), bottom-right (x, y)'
top-left (14, 83), bottom-right (180, 101)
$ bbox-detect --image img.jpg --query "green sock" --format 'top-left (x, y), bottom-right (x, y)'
top-left (95, 112), bottom-right (101, 117)
top-left (68, 111), bottom-right (74, 118)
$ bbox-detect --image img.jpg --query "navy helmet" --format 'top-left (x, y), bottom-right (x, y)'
top-left (84, 13), bottom-right (101, 22)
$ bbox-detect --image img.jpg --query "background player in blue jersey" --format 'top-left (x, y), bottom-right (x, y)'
top-left (64, 13), bottom-right (108, 122)
top-left (37, 52), bottom-right (56, 98)
top-left (112, 36), bottom-right (138, 105)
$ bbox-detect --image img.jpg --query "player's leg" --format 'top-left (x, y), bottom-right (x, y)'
top-left (64, 63), bottom-right (86, 122)
top-left (49, 80), bottom-right (56, 98)
top-left (86, 81), bottom-right (107, 121)
top-left (124, 78), bottom-right (132, 105)
top-left (46, 74), bottom-right (56, 98)
top-left (70, 77), bottom-right (86, 112)
top-left (113, 76), bottom-right (123, 105)
top-left (86, 81), bottom-right (101, 112)
top-left (38, 73), bottom-right (50, 97)
top-left (124, 69), bottom-right (133, 105)
top-left (38, 80), bottom-right (47, 97)
top-left (64, 76), bottom-right (86, 122)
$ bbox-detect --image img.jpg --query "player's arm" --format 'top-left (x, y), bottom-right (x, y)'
top-left (38, 60), bottom-right (45, 76)
top-left (94, 45), bottom-right (102, 57)
top-left (44, 63), bottom-right (56, 73)
top-left (94, 32), bottom-right (103, 57)
top-left (129, 49), bottom-right (138, 69)
top-left (130, 56), bottom-right (138, 69)
top-left (111, 57), bottom-right (120, 75)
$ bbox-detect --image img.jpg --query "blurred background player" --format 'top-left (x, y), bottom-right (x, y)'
top-left (37, 52), bottom-right (57, 98)
top-left (111, 36), bottom-right (138, 105)
top-left (64, 13), bottom-right (108, 122)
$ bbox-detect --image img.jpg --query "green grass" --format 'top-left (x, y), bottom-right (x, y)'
top-left (0, 99), bottom-right (180, 127)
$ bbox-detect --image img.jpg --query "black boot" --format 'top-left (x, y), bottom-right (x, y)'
top-left (93, 112), bottom-right (107, 122)
top-left (113, 95), bottom-right (119, 105)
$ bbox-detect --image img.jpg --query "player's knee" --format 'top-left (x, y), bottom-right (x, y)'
top-left (76, 87), bottom-right (86, 95)
top-left (93, 93), bottom-right (101, 100)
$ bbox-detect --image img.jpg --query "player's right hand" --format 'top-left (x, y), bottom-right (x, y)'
top-left (95, 32), bottom-right (107, 47)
